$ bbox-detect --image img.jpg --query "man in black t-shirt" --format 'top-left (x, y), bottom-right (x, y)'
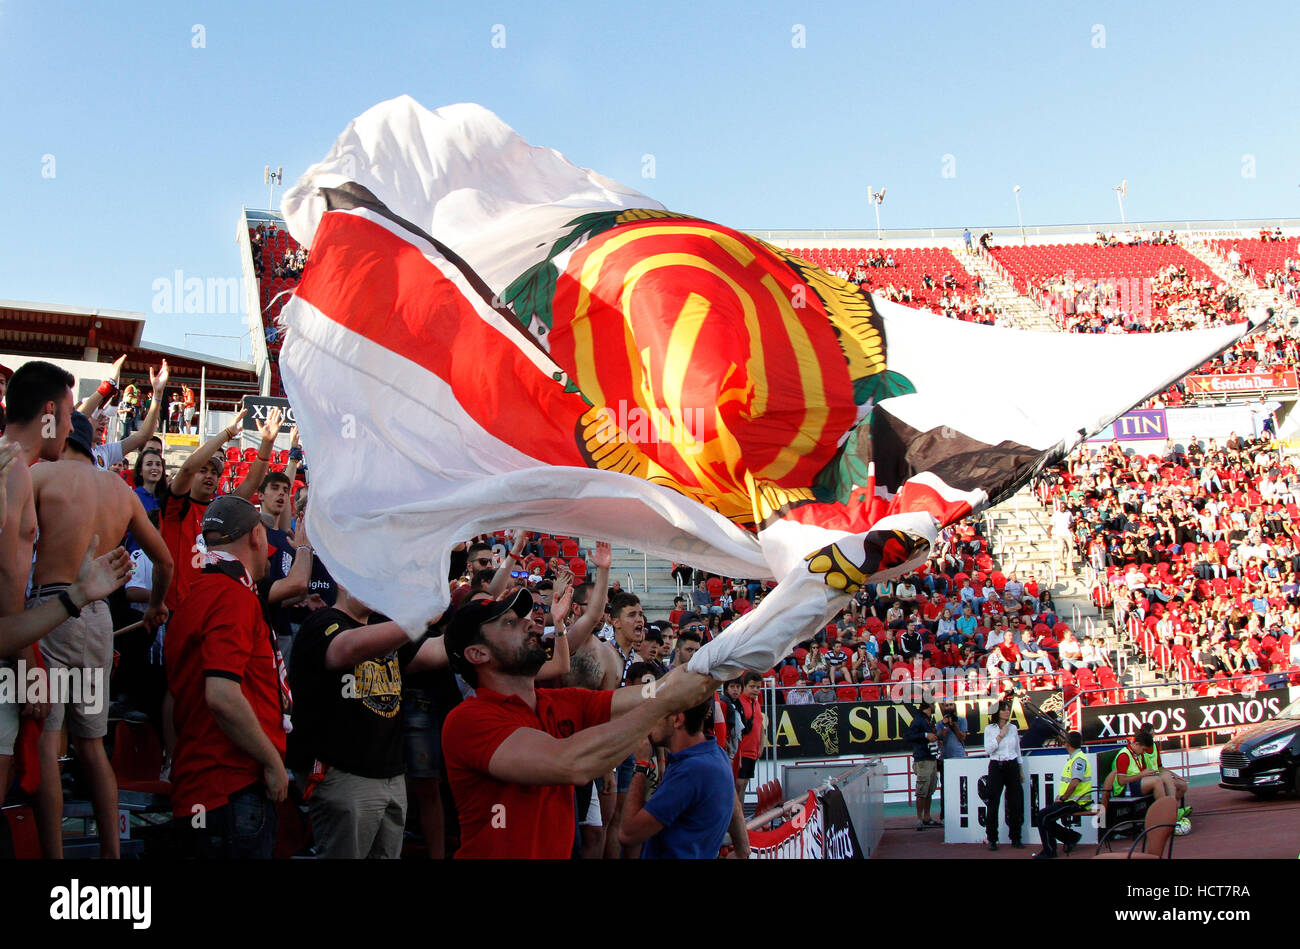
top-left (288, 584), bottom-right (447, 858)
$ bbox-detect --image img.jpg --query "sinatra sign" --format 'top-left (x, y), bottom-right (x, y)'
top-left (1086, 409), bottom-right (1167, 443)
top-left (1081, 690), bottom-right (1287, 746)
top-left (772, 693), bottom-right (1056, 759)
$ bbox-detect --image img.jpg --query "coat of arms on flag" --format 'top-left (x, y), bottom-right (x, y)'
top-left (276, 96), bottom-right (1266, 677)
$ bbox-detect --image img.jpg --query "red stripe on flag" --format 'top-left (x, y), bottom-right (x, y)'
top-left (293, 212), bottom-right (589, 467)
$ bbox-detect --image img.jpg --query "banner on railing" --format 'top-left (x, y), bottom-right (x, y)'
top-left (819, 786), bottom-right (864, 859)
top-left (773, 690), bottom-right (1059, 759)
top-left (1080, 688), bottom-right (1288, 746)
top-left (748, 790), bottom-right (822, 859)
top-left (1185, 371), bottom-right (1298, 396)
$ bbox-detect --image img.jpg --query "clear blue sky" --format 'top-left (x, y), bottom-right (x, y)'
top-left (2, 0), bottom-right (1297, 358)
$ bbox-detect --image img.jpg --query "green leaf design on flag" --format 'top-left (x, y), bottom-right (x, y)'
top-left (853, 370), bottom-right (915, 406)
top-left (500, 210), bottom-right (625, 333)
top-left (502, 259), bottom-right (559, 331)
top-left (812, 424), bottom-right (873, 505)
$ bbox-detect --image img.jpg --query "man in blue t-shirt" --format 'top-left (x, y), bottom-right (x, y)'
top-left (619, 695), bottom-right (742, 859)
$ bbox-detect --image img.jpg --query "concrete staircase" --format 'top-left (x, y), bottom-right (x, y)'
top-left (960, 247), bottom-right (1060, 332)
top-left (581, 541), bottom-right (683, 619)
top-left (983, 486), bottom-right (1151, 687)
top-left (1182, 241), bottom-right (1289, 319)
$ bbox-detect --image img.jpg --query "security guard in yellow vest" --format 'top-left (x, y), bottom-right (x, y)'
top-left (1034, 731), bottom-right (1092, 859)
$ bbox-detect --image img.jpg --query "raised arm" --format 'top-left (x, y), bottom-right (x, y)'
top-left (324, 619), bottom-right (413, 670)
top-left (276, 426), bottom-right (300, 531)
top-left (125, 488), bottom-right (174, 631)
top-left (485, 668), bottom-right (718, 786)
top-left (119, 360), bottom-right (168, 456)
top-left (267, 517), bottom-right (313, 607)
top-left (486, 529), bottom-right (529, 599)
top-left (232, 407), bottom-right (283, 501)
top-left (171, 409), bottom-right (246, 496)
top-left (565, 541), bottom-right (610, 652)
top-left (77, 354), bottom-right (126, 415)
top-left (535, 573), bottom-right (574, 680)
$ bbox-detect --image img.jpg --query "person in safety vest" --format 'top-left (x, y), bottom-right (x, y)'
top-left (1034, 730), bottom-right (1092, 859)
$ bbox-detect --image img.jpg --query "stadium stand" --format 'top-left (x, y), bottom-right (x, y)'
top-left (789, 246), bottom-right (998, 323)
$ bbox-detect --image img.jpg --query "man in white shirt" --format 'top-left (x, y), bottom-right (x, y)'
top-left (982, 701), bottom-right (1024, 850)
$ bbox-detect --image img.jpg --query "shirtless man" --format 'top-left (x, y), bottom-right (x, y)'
top-left (602, 591), bottom-right (646, 858)
top-left (539, 542), bottom-right (612, 858)
top-left (30, 411), bottom-right (174, 858)
top-left (0, 361), bottom-right (76, 808)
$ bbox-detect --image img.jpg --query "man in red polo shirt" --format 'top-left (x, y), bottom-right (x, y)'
top-left (161, 406), bottom-right (283, 613)
top-left (441, 589), bottom-right (717, 859)
top-left (165, 495), bottom-right (289, 859)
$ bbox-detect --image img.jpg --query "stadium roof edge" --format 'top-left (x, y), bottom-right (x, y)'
top-left (0, 297), bottom-right (146, 325)
top-left (136, 339), bottom-right (254, 373)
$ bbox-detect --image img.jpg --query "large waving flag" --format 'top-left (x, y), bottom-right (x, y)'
top-left (278, 96), bottom-right (1265, 678)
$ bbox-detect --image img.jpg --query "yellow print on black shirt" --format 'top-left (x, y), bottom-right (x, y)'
top-left (353, 655), bottom-right (403, 718)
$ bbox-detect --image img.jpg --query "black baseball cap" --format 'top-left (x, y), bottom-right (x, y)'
top-left (66, 411), bottom-right (95, 458)
top-left (201, 495), bottom-right (263, 546)
top-left (677, 611), bottom-right (704, 629)
top-left (444, 588), bottom-right (534, 674)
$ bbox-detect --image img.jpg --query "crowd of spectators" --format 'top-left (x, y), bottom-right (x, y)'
top-left (1, 364), bottom-right (762, 858)
top-left (1035, 434), bottom-right (1300, 700)
top-left (1093, 230), bottom-right (1182, 248)
top-left (1217, 237), bottom-right (1300, 306)
top-left (1035, 263), bottom-right (1243, 334)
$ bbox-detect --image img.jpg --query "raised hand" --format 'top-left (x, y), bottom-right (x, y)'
top-left (593, 540), bottom-right (612, 570)
top-left (150, 359), bottom-right (170, 397)
top-left (552, 581), bottom-right (575, 628)
top-left (257, 406), bottom-right (284, 444)
top-left (110, 353), bottom-right (127, 383)
top-left (290, 425), bottom-right (300, 449)
top-left (224, 408), bottom-right (248, 440)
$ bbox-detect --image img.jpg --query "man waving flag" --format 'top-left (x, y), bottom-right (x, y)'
top-left (277, 96), bottom-right (1265, 678)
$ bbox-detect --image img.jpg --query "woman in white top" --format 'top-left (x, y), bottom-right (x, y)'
top-left (935, 609), bottom-right (958, 644)
top-left (982, 702), bottom-right (1024, 849)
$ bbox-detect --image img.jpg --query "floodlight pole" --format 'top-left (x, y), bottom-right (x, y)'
top-left (867, 186), bottom-right (886, 241)
top-left (1013, 185), bottom-right (1026, 245)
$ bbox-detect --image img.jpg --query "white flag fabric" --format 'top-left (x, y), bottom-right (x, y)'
top-left (277, 96), bottom-right (1265, 679)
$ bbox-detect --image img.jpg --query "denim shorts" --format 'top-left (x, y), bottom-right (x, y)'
top-left (402, 688), bottom-right (442, 780)
top-left (615, 754), bottom-right (636, 793)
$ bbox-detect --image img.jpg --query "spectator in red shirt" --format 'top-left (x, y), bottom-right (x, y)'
top-left (161, 407), bottom-right (282, 613)
top-left (440, 589), bottom-right (717, 858)
top-left (165, 495), bottom-right (289, 859)
top-left (733, 671), bottom-right (764, 798)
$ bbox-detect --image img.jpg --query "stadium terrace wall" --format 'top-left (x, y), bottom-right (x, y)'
top-left (750, 218), bottom-right (1300, 246)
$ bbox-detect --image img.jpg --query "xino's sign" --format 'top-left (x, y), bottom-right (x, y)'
top-left (1082, 690), bottom-right (1286, 746)
top-left (240, 395), bottom-right (295, 434)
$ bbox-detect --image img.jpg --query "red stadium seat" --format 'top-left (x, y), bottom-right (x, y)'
top-left (110, 720), bottom-right (170, 796)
